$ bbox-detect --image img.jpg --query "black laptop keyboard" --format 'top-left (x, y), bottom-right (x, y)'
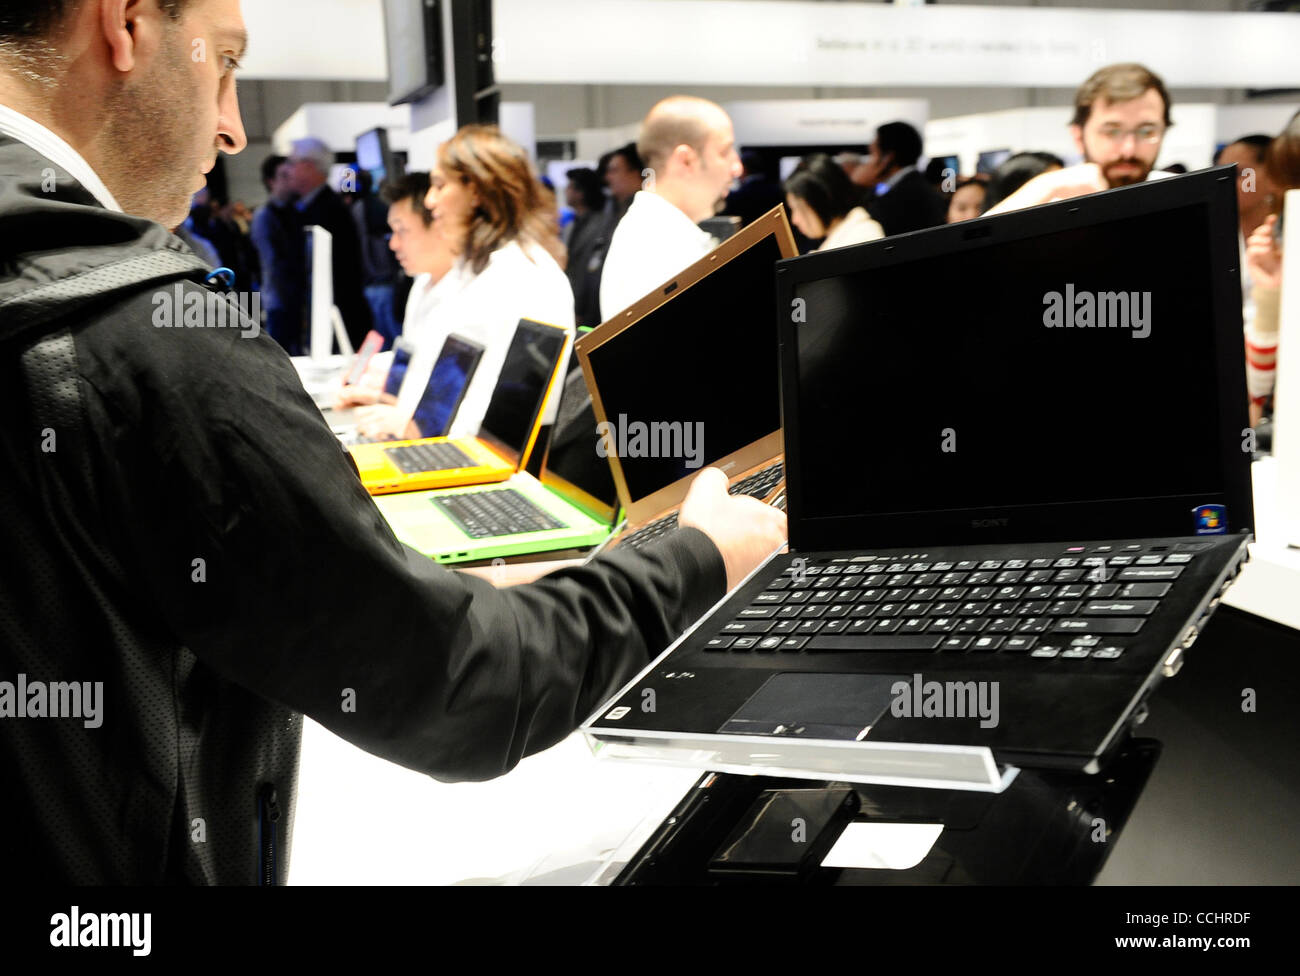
top-left (434, 488), bottom-right (567, 539)
top-left (706, 546), bottom-right (1199, 660)
top-left (622, 462), bottom-right (784, 550)
top-left (385, 441), bottom-right (477, 474)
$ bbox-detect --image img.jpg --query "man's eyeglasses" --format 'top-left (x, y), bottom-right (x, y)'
top-left (1095, 124), bottom-right (1164, 146)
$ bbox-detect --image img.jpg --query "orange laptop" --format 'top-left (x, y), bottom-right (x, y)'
top-left (575, 205), bottom-right (797, 550)
top-left (351, 318), bottom-right (570, 495)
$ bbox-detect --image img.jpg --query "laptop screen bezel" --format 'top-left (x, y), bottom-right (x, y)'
top-left (777, 166), bottom-right (1255, 552)
top-left (575, 204), bottom-right (797, 525)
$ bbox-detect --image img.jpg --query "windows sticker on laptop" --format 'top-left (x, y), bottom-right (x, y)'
top-left (1193, 504), bottom-right (1227, 535)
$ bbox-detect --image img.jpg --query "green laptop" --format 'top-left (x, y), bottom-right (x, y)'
top-left (375, 369), bottom-right (621, 563)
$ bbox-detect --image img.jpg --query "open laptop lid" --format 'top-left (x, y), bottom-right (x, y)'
top-left (778, 166), bottom-right (1254, 552)
top-left (539, 367), bottom-right (621, 526)
top-left (576, 205), bottom-right (797, 524)
top-left (409, 333), bottom-right (485, 438)
top-left (383, 337), bottom-right (416, 398)
top-left (476, 318), bottom-right (570, 470)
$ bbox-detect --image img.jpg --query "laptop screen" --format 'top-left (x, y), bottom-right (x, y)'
top-left (789, 198), bottom-right (1237, 541)
top-left (383, 338), bottom-right (415, 398)
top-left (541, 368), bottom-right (620, 524)
top-left (478, 320), bottom-right (568, 463)
top-left (409, 334), bottom-right (484, 438)
top-left (584, 232), bottom-right (785, 502)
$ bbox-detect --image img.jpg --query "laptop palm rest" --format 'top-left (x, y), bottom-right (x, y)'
top-left (719, 673), bottom-right (906, 740)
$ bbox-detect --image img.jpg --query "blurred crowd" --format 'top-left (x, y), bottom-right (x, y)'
top-left (191, 62), bottom-right (1298, 438)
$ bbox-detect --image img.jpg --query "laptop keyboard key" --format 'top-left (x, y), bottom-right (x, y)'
top-left (1002, 636), bottom-right (1037, 653)
top-left (1053, 618), bottom-right (1146, 634)
top-left (807, 635), bottom-right (944, 652)
top-left (1082, 600), bottom-right (1158, 616)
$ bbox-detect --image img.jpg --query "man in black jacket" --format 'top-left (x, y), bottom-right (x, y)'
top-left (286, 136), bottom-right (374, 349)
top-left (0, 0), bottom-right (785, 884)
top-left (858, 121), bottom-right (948, 237)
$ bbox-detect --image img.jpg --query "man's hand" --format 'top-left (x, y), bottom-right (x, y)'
top-left (984, 162), bottom-right (1109, 216)
top-left (679, 467), bottom-right (787, 591)
top-left (1246, 214), bottom-right (1283, 291)
top-left (355, 405), bottom-right (419, 441)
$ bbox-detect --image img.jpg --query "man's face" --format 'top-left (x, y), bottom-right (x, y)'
top-left (272, 161), bottom-right (295, 200)
top-left (285, 157), bottom-right (324, 197)
top-left (1074, 90), bottom-right (1166, 188)
top-left (387, 199), bottom-right (446, 276)
top-left (696, 117), bottom-right (742, 216)
top-left (100, 0), bottom-right (248, 228)
top-left (604, 154), bottom-right (640, 201)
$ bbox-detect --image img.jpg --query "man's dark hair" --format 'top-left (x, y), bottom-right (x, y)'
top-left (1215, 134), bottom-right (1272, 165)
top-left (875, 121), bottom-right (924, 170)
top-left (0, 0), bottom-right (191, 39)
top-left (1072, 63), bottom-right (1173, 129)
top-left (565, 167), bottom-right (605, 211)
top-left (260, 154), bottom-right (286, 192)
top-left (380, 171), bottom-right (434, 227)
top-left (607, 141), bottom-right (644, 174)
top-left (783, 153), bottom-right (862, 228)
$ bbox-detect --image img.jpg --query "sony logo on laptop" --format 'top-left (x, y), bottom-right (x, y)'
top-left (971, 518), bottom-right (1010, 528)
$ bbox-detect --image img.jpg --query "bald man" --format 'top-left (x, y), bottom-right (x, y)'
top-left (598, 96), bottom-right (743, 321)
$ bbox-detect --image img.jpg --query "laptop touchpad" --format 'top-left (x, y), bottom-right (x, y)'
top-left (719, 672), bottom-right (904, 740)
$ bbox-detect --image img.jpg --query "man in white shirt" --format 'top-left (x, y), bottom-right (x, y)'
top-left (599, 96), bottom-right (743, 321)
top-left (986, 63), bottom-right (1176, 216)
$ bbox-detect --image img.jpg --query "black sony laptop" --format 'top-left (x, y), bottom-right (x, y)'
top-left (582, 166), bottom-right (1254, 791)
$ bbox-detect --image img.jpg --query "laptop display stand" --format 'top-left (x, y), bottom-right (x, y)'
top-left (606, 737), bottom-right (1159, 885)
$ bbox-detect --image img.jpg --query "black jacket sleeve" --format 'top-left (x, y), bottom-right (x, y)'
top-left (75, 284), bottom-right (727, 782)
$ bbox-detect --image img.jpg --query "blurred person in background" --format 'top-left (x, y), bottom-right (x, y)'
top-left (250, 153), bottom-right (307, 353)
top-left (1217, 135), bottom-right (1279, 349)
top-left (563, 166), bottom-right (609, 329)
top-left (1244, 117), bottom-right (1300, 427)
top-left (723, 149), bottom-right (784, 227)
top-left (286, 135), bottom-right (374, 348)
top-left (337, 171), bottom-right (455, 410)
top-left (600, 96), bottom-right (742, 319)
top-left (351, 167), bottom-right (404, 347)
top-left (351, 125), bottom-right (574, 443)
top-left (981, 151), bottom-right (1064, 213)
top-left (855, 120), bottom-right (947, 235)
top-left (987, 63), bottom-right (1173, 214)
top-left (946, 178), bottom-right (987, 223)
top-left (1217, 135), bottom-right (1277, 242)
top-left (783, 152), bottom-right (884, 251)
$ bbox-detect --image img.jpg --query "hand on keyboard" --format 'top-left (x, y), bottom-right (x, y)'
top-left (680, 467), bottom-right (787, 591)
top-left (354, 404), bottom-right (419, 442)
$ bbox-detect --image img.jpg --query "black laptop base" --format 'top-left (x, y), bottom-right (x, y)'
top-left (586, 533), bottom-right (1248, 773)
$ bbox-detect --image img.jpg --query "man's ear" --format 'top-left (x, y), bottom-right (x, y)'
top-left (100, 0), bottom-right (139, 73)
top-left (1069, 124), bottom-right (1087, 159)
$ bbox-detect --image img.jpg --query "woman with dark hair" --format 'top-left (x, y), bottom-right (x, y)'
top-left (353, 125), bottom-right (575, 441)
top-left (783, 153), bottom-right (884, 250)
top-left (981, 152), bottom-right (1065, 213)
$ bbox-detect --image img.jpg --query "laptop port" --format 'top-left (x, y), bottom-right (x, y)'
top-left (1162, 646), bottom-right (1186, 677)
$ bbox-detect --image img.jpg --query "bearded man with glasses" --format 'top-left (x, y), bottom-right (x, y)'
top-left (986, 63), bottom-right (1175, 215)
